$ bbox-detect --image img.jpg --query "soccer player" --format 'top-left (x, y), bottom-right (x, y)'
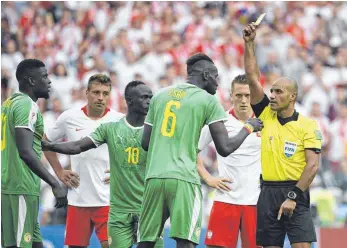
top-left (243, 23), bottom-right (322, 248)
top-left (1, 59), bottom-right (67, 248)
top-left (41, 81), bottom-right (163, 248)
top-left (43, 74), bottom-right (124, 248)
top-left (198, 74), bottom-right (261, 248)
top-left (137, 53), bottom-right (264, 248)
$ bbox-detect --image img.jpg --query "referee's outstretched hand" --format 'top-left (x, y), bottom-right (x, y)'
top-left (242, 23), bottom-right (257, 42)
top-left (245, 118), bottom-right (264, 132)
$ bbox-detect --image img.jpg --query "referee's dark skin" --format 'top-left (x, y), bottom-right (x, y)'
top-left (243, 23), bottom-right (320, 248)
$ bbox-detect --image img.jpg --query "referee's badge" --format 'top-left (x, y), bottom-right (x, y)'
top-left (284, 141), bottom-right (297, 158)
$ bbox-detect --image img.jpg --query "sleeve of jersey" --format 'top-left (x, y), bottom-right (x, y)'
top-left (205, 97), bottom-right (228, 125)
top-left (88, 124), bottom-right (107, 147)
top-left (45, 112), bottom-right (67, 141)
top-left (303, 120), bottom-right (322, 153)
top-left (198, 125), bottom-right (213, 151)
top-left (144, 99), bottom-right (154, 126)
top-left (251, 94), bottom-right (271, 119)
top-left (13, 98), bottom-right (38, 132)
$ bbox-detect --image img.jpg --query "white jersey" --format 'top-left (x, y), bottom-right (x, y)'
top-left (198, 109), bottom-right (261, 205)
top-left (46, 106), bottom-right (124, 207)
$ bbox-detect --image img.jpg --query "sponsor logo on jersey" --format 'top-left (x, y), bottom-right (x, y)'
top-left (24, 233), bottom-right (32, 243)
top-left (284, 141), bottom-right (297, 158)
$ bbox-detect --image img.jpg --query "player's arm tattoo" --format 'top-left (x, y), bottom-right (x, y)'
top-left (296, 149), bottom-right (320, 192)
top-left (43, 137), bottom-right (96, 155)
top-left (15, 128), bottom-right (60, 188)
top-left (142, 124), bottom-right (152, 151)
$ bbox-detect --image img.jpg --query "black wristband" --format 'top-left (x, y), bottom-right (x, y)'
top-left (292, 186), bottom-right (304, 197)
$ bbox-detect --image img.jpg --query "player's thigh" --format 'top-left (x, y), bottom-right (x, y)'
top-left (65, 206), bottom-right (93, 247)
top-left (91, 206), bottom-right (109, 244)
top-left (286, 193), bottom-right (316, 245)
top-left (138, 179), bottom-right (169, 243)
top-left (1, 194), bottom-right (40, 248)
top-left (256, 186), bottom-right (286, 247)
top-left (205, 201), bottom-right (241, 248)
top-left (108, 212), bottom-right (135, 248)
top-left (240, 205), bottom-right (258, 248)
top-left (167, 179), bottom-right (202, 245)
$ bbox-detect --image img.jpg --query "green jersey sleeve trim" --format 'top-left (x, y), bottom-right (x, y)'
top-left (87, 135), bottom-right (100, 147)
top-left (144, 122), bottom-right (153, 126)
top-left (207, 117), bottom-right (228, 125)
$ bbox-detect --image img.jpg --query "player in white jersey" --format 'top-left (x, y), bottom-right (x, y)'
top-left (43, 74), bottom-right (124, 248)
top-left (198, 75), bottom-right (261, 248)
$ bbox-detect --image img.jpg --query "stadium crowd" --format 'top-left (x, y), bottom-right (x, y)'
top-left (2, 1), bottom-right (347, 228)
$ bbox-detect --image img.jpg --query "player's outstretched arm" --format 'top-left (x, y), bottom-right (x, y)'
top-left (42, 137), bottom-right (96, 155)
top-left (209, 118), bottom-right (263, 157)
top-left (15, 128), bottom-right (67, 208)
top-left (142, 124), bottom-right (152, 151)
top-left (243, 23), bottom-right (265, 105)
top-left (43, 134), bottom-right (80, 188)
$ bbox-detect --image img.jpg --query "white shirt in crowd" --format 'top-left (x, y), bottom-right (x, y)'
top-left (46, 106), bottom-right (124, 207)
top-left (198, 109), bottom-right (261, 205)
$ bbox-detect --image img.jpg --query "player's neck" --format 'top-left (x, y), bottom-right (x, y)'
top-left (277, 107), bottom-right (295, 118)
top-left (235, 109), bottom-right (253, 122)
top-left (126, 112), bottom-right (145, 127)
top-left (86, 106), bottom-right (105, 120)
top-left (19, 89), bottom-right (37, 102)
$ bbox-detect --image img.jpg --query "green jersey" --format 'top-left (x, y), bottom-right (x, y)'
top-left (145, 83), bottom-right (227, 184)
top-left (89, 117), bottom-right (147, 213)
top-left (1, 93), bottom-right (44, 196)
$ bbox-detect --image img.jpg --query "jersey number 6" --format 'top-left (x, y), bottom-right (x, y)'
top-left (161, 100), bottom-right (181, 138)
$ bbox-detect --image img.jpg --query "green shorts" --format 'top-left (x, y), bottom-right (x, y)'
top-left (108, 211), bottom-right (164, 248)
top-left (1, 194), bottom-right (42, 248)
top-left (138, 178), bottom-right (202, 245)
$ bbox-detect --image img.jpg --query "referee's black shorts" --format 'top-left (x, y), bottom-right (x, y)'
top-left (256, 176), bottom-right (316, 247)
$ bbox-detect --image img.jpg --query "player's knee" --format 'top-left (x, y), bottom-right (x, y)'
top-left (101, 240), bottom-right (109, 248)
top-left (137, 241), bottom-right (155, 248)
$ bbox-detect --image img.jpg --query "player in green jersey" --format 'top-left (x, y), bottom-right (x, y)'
top-left (137, 53), bottom-right (264, 248)
top-left (41, 81), bottom-right (163, 248)
top-left (1, 59), bottom-right (67, 248)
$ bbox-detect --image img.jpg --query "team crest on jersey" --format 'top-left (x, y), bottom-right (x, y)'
top-left (108, 236), bottom-right (112, 245)
top-left (195, 227), bottom-right (201, 238)
top-left (207, 230), bottom-right (213, 239)
top-left (24, 233), bottom-right (32, 243)
top-left (284, 141), bottom-right (297, 158)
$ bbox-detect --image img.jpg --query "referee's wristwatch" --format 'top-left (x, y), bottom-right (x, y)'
top-left (287, 191), bottom-right (297, 202)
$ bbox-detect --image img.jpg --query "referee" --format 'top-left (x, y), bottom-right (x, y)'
top-left (243, 23), bottom-right (322, 248)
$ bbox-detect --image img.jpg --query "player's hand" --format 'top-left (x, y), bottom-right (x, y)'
top-left (206, 176), bottom-right (232, 192)
top-left (277, 199), bottom-right (296, 220)
top-left (41, 140), bottom-right (51, 151)
top-left (103, 169), bottom-right (110, 184)
top-left (246, 118), bottom-right (264, 132)
top-left (52, 184), bottom-right (68, 208)
top-left (57, 170), bottom-right (80, 188)
top-left (242, 23), bottom-right (257, 42)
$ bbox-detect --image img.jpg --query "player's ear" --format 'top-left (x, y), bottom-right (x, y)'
top-left (203, 70), bottom-right (209, 81)
top-left (28, 76), bottom-right (35, 86)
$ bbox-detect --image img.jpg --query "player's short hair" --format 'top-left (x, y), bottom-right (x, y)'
top-left (186, 53), bottom-right (214, 75)
top-left (87, 74), bottom-right (111, 90)
top-left (16, 59), bottom-right (46, 82)
top-left (124, 80), bottom-right (146, 101)
top-left (231, 74), bottom-right (248, 91)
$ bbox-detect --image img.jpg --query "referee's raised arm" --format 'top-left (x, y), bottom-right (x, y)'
top-left (242, 23), bottom-right (264, 105)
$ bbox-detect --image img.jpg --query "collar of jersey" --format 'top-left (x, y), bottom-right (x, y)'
top-left (277, 110), bottom-right (299, 125)
top-left (228, 108), bottom-right (254, 122)
top-left (124, 117), bottom-right (143, 129)
top-left (15, 92), bottom-right (37, 105)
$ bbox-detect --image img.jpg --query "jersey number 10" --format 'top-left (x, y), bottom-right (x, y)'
top-left (161, 100), bottom-right (181, 137)
top-left (125, 147), bottom-right (139, 165)
top-left (1, 113), bottom-right (7, 151)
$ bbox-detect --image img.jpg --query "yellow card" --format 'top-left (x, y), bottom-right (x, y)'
top-left (254, 13), bottom-right (266, 26)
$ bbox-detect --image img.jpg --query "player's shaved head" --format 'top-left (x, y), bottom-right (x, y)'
top-left (273, 77), bottom-right (298, 96)
top-left (186, 53), bottom-right (215, 75)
